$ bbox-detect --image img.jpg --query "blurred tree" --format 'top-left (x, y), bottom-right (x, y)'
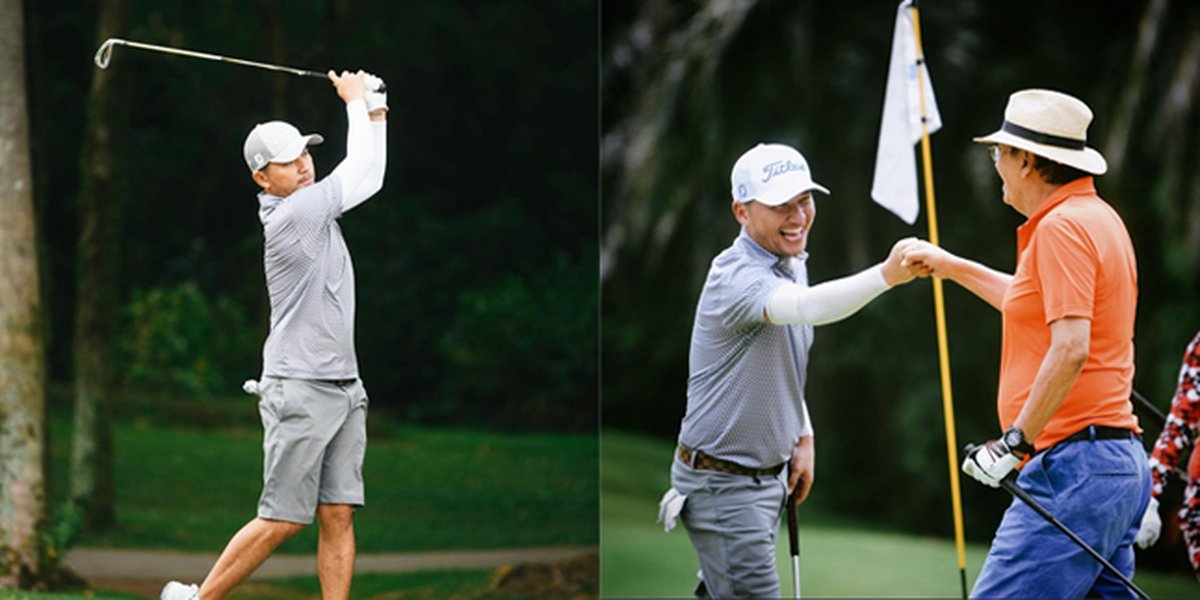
top-left (0, 0), bottom-right (49, 587)
top-left (70, 0), bottom-right (127, 532)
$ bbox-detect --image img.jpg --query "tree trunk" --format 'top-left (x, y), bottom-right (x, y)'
top-left (0, 0), bottom-right (48, 588)
top-left (70, 0), bottom-right (128, 531)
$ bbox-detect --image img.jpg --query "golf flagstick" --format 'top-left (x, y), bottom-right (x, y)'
top-left (786, 491), bottom-right (801, 599)
top-left (965, 445), bottom-right (1151, 599)
top-left (908, 4), bottom-right (970, 596)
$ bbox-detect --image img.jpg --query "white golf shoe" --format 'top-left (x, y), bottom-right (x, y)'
top-left (160, 581), bottom-right (199, 600)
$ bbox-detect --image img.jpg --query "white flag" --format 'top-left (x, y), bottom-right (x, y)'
top-left (871, 0), bottom-right (941, 225)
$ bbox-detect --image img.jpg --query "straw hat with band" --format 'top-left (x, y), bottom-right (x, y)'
top-left (973, 89), bottom-right (1107, 176)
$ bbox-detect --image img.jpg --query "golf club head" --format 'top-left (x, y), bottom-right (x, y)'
top-left (94, 38), bottom-right (124, 70)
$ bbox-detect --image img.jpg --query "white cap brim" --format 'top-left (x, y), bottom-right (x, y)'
top-left (752, 181), bottom-right (830, 206)
top-left (269, 133), bottom-right (324, 165)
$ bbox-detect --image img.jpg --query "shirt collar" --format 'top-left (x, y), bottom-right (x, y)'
top-left (735, 228), bottom-right (807, 278)
top-left (1016, 177), bottom-right (1096, 253)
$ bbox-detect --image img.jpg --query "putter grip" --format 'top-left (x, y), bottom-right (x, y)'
top-left (786, 491), bottom-right (799, 549)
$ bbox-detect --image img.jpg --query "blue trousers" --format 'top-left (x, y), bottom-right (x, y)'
top-left (972, 432), bottom-right (1150, 599)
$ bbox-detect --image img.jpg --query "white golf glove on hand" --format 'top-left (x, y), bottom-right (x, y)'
top-left (242, 379), bottom-right (261, 396)
top-left (1136, 497), bottom-right (1162, 549)
top-left (657, 488), bottom-right (686, 533)
top-left (963, 438), bottom-right (1021, 488)
top-left (363, 72), bottom-right (387, 113)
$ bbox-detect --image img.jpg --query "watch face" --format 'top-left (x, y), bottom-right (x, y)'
top-left (1004, 430), bottom-right (1021, 448)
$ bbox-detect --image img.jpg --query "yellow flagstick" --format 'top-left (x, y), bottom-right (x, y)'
top-left (909, 4), bottom-right (969, 598)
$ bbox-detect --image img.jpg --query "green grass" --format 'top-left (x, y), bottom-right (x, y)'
top-left (0, 570), bottom-right (496, 599)
top-left (601, 430), bottom-right (1200, 598)
top-left (47, 412), bottom-right (598, 554)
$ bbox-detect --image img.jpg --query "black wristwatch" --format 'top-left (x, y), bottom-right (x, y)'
top-left (1002, 426), bottom-right (1035, 458)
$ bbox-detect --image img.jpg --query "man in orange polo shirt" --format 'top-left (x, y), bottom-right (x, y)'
top-left (903, 89), bottom-right (1149, 598)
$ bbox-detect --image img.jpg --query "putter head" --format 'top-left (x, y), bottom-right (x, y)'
top-left (93, 38), bottom-right (124, 70)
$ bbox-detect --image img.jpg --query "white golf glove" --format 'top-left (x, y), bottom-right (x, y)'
top-left (657, 487), bottom-right (686, 533)
top-left (962, 439), bottom-right (1020, 488)
top-left (242, 379), bottom-right (261, 396)
top-left (1136, 497), bottom-right (1162, 549)
top-left (363, 72), bottom-right (388, 113)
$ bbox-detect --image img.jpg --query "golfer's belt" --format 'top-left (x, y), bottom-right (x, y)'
top-left (677, 446), bottom-right (785, 477)
top-left (1060, 425), bottom-right (1139, 445)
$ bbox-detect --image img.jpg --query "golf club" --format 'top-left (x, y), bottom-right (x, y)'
top-left (93, 38), bottom-right (385, 92)
top-left (1130, 388), bottom-right (1188, 482)
top-left (1132, 388), bottom-right (1169, 429)
top-left (786, 490), bottom-right (801, 599)
top-left (965, 444), bottom-right (1151, 600)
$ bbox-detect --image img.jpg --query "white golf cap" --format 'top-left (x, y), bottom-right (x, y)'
top-left (730, 143), bottom-right (830, 206)
top-left (973, 89), bottom-right (1107, 175)
top-left (242, 121), bottom-right (324, 173)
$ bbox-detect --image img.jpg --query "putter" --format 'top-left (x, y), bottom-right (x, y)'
top-left (93, 38), bottom-right (385, 92)
top-left (786, 490), bottom-right (801, 599)
top-left (965, 444), bottom-right (1151, 600)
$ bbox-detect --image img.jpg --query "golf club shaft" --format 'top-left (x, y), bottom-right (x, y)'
top-left (786, 491), bottom-right (800, 599)
top-left (94, 38), bottom-right (386, 93)
top-left (1131, 388), bottom-right (1166, 427)
top-left (99, 38), bottom-right (325, 78)
top-left (1130, 389), bottom-right (1188, 481)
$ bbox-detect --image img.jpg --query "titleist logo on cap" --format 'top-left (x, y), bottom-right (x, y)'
top-left (760, 160), bottom-right (808, 183)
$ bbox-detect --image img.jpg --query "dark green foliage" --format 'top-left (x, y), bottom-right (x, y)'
top-left (119, 282), bottom-right (256, 398)
top-left (437, 250), bottom-right (599, 430)
top-left (27, 1), bottom-right (598, 431)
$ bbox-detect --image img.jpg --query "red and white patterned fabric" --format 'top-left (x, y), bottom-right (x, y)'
top-left (1148, 330), bottom-right (1200, 572)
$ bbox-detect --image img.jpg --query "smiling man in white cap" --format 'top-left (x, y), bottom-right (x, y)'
top-left (903, 89), bottom-right (1147, 598)
top-left (657, 142), bottom-right (920, 597)
top-left (160, 69), bottom-right (388, 600)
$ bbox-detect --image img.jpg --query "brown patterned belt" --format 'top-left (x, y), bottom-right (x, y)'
top-left (677, 446), bottom-right (785, 477)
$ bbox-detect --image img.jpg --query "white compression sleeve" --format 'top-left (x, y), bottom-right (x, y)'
top-left (331, 99), bottom-right (374, 211)
top-left (341, 121), bottom-right (386, 213)
top-left (765, 264), bottom-right (890, 326)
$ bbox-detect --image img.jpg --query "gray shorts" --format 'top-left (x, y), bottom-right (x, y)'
top-left (257, 376), bottom-right (368, 524)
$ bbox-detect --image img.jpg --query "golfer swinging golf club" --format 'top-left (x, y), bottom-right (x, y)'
top-left (657, 142), bottom-right (921, 598)
top-left (903, 89), bottom-right (1149, 598)
top-left (160, 68), bottom-right (387, 600)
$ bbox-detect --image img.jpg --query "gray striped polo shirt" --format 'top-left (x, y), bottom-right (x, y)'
top-left (258, 175), bottom-right (358, 380)
top-left (677, 229), bottom-right (814, 469)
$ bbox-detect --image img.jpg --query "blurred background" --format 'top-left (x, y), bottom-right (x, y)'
top-left (601, 0), bottom-right (1200, 595)
top-left (2, 0), bottom-right (597, 597)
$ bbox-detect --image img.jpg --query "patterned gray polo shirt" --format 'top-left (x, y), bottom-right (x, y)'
top-left (677, 229), bottom-right (814, 469)
top-left (258, 176), bottom-right (358, 380)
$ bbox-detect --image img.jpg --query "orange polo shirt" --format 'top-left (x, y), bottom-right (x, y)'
top-left (997, 178), bottom-right (1140, 450)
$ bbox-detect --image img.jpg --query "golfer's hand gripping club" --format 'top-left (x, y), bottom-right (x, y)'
top-left (962, 439), bottom-right (1021, 488)
top-left (363, 72), bottom-right (388, 113)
